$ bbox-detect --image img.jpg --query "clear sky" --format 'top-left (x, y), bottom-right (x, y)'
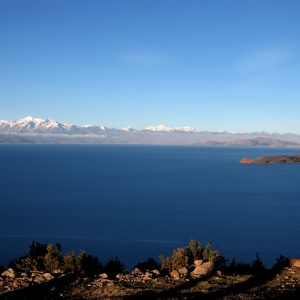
top-left (1, 0), bottom-right (300, 133)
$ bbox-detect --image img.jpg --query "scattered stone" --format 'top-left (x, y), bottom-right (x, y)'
top-left (216, 270), bottom-right (222, 277)
top-left (132, 268), bottom-right (143, 275)
top-left (143, 272), bottom-right (153, 280)
top-left (194, 260), bottom-right (203, 267)
top-left (178, 267), bottom-right (188, 276)
top-left (151, 269), bottom-right (160, 276)
top-left (115, 273), bottom-right (123, 279)
top-left (170, 270), bottom-right (180, 279)
top-left (1, 268), bottom-right (16, 279)
top-left (99, 273), bottom-right (108, 279)
top-left (34, 275), bottom-right (45, 283)
top-left (43, 273), bottom-right (54, 280)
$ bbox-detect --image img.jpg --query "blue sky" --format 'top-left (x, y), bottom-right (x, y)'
top-left (1, 0), bottom-right (300, 133)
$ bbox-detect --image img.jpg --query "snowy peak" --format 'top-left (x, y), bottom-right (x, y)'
top-left (0, 116), bottom-right (116, 135)
top-left (0, 116), bottom-right (74, 134)
top-left (144, 124), bottom-right (198, 132)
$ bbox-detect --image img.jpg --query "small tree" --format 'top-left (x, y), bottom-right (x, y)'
top-left (189, 239), bottom-right (202, 261)
top-left (103, 257), bottom-right (125, 278)
top-left (76, 250), bottom-right (102, 276)
top-left (159, 255), bottom-right (171, 270)
top-left (160, 239), bottom-right (221, 271)
top-left (170, 248), bottom-right (189, 270)
top-left (63, 252), bottom-right (77, 273)
top-left (44, 244), bottom-right (62, 273)
top-left (134, 258), bottom-right (160, 272)
top-left (251, 253), bottom-right (265, 275)
top-left (272, 255), bottom-right (289, 273)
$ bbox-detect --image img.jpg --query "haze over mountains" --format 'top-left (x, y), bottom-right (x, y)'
top-left (1, 116), bottom-right (300, 147)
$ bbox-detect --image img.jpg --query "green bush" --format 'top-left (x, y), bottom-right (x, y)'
top-left (160, 239), bottom-right (221, 271)
top-left (63, 251), bottom-right (77, 273)
top-left (133, 258), bottom-right (160, 272)
top-left (43, 244), bottom-right (62, 273)
top-left (272, 255), bottom-right (290, 273)
top-left (76, 250), bottom-right (102, 276)
top-left (103, 257), bottom-right (125, 278)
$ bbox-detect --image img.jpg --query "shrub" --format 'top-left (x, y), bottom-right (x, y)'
top-left (251, 253), bottom-right (266, 275)
top-left (76, 250), bottom-right (102, 276)
top-left (43, 244), bottom-right (62, 273)
top-left (272, 255), bottom-right (290, 273)
top-left (103, 257), bottom-right (125, 278)
top-left (63, 252), bottom-right (77, 273)
top-left (188, 239), bottom-right (202, 261)
top-left (133, 258), bottom-right (160, 272)
top-left (226, 258), bottom-right (252, 275)
top-left (160, 239), bottom-right (221, 271)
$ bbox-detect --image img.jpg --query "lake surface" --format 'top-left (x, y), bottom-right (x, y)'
top-left (0, 145), bottom-right (300, 268)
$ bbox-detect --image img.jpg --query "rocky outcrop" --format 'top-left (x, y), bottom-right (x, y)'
top-left (240, 158), bottom-right (255, 164)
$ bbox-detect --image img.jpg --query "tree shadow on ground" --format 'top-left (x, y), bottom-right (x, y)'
top-left (124, 270), bottom-right (278, 300)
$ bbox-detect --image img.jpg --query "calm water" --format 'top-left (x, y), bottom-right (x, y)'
top-left (0, 145), bottom-right (300, 268)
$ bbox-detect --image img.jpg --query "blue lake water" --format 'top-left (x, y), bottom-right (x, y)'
top-left (0, 144), bottom-right (300, 268)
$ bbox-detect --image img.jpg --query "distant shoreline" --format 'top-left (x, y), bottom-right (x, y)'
top-left (240, 154), bottom-right (300, 164)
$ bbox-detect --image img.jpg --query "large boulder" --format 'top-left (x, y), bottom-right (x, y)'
top-left (170, 270), bottom-right (180, 279)
top-left (191, 261), bottom-right (214, 278)
top-left (99, 273), bottom-right (108, 279)
top-left (290, 258), bottom-right (300, 268)
top-left (1, 268), bottom-right (16, 279)
top-left (43, 273), bottom-right (54, 280)
top-left (194, 260), bottom-right (203, 267)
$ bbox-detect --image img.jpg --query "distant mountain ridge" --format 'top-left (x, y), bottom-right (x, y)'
top-left (0, 116), bottom-right (199, 134)
top-left (1, 116), bottom-right (300, 147)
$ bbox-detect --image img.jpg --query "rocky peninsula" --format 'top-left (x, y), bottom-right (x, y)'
top-left (240, 154), bottom-right (300, 164)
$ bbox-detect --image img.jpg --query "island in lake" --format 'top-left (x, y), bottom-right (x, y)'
top-left (240, 154), bottom-right (300, 164)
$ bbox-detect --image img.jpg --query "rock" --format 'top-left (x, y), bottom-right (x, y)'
top-left (191, 261), bottom-right (214, 277)
top-left (202, 261), bottom-right (214, 274)
top-left (170, 270), bottom-right (180, 279)
top-left (216, 270), bottom-right (222, 277)
top-left (99, 273), bottom-right (108, 279)
top-left (34, 275), bottom-right (45, 283)
top-left (194, 260), bottom-right (203, 267)
top-left (178, 267), bottom-right (188, 276)
top-left (143, 271), bottom-right (153, 280)
top-left (290, 258), bottom-right (300, 268)
top-left (151, 269), bottom-right (160, 276)
top-left (1, 268), bottom-right (16, 279)
top-left (131, 268), bottom-right (142, 275)
top-left (43, 273), bottom-right (54, 280)
top-left (191, 266), bottom-right (206, 277)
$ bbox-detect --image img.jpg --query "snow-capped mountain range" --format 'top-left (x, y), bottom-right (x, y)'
top-left (0, 116), bottom-right (198, 134)
top-left (1, 116), bottom-right (300, 147)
